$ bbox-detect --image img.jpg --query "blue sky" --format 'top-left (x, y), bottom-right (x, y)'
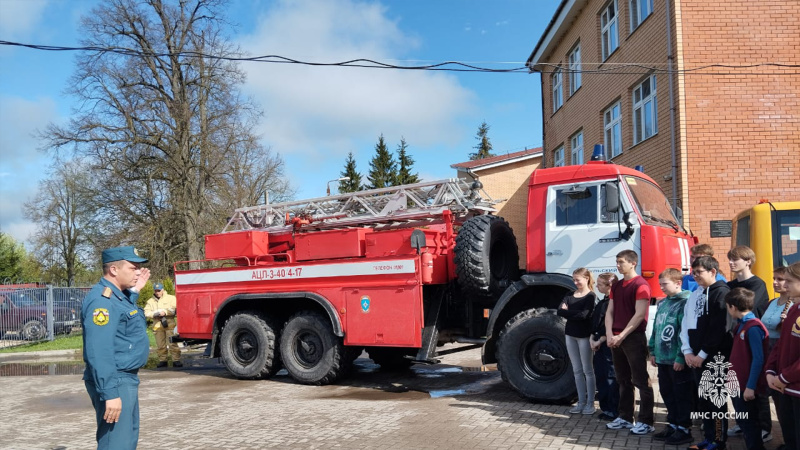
top-left (0, 0), bottom-right (561, 246)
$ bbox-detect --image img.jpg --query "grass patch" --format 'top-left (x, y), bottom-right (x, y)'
top-left (0, 329), bottom-right (157, 354)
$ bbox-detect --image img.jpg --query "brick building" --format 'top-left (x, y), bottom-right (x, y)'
top-left (526, 0), bottom-right (800, 269)
top-left (451, 148), bottom-right (542, 268)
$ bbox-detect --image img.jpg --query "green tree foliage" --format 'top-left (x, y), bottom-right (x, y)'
top-left (396, 137), bottom-right (419, 185)
top-left (0, 233), bottom-right (43, 283)
top-left (0, 232), bottom-right (25, 282)
top-left (469, 121), bottom-right (495, 160)
top-left (339, 152), bottom-right (363, 193)
top-left (366, 134), bottom-right (397, 189)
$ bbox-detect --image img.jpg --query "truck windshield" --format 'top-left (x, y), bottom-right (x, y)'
top-left (775, 209), bottom-right (800, 266)
top-left (624, 176), bottom-right (682, 231)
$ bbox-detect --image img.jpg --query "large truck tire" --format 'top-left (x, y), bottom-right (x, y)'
top-left (367, 347), bottom-right (415, 370)
top-left (280, 311), bottom-right (349, 385)
top-left (454, 215), bottom-right (519, 302)
top-left (496, 309), bottom-right (576, 403)
top-left (220, 311), bottom-right (281, 379)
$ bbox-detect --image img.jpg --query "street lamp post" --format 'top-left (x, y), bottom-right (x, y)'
top-left (327, 177), bottom-right (350, 196)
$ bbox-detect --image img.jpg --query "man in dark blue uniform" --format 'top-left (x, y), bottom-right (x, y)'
top-left (82, 246), bottom-right (151, 450)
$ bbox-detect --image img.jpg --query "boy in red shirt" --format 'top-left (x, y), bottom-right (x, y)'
top-left (604, 250), bottom-right (654, 435)
top-left (726, 288), bottom-right (768, 450)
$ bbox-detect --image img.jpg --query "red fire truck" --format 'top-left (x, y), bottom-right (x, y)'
top-left (175, 153), bottom-right (695, 402)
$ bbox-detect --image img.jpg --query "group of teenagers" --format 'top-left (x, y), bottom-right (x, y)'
top-left (556, 245), bottom-right (800, 450)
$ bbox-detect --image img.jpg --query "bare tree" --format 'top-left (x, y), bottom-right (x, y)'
top-left (23, 160), bottom-right (94, 286)
top-left (41, 0), bottom-right (290, 271)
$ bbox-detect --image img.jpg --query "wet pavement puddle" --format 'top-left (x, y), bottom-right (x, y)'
top-left (0, 356), bottom-right (501, 400)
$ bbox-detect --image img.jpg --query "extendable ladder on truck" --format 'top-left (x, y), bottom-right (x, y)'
top-left (222, 178), bottom-right (502, 233)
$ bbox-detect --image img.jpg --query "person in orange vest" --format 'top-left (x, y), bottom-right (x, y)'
top-left (144, 283), bottom-right (181, 368)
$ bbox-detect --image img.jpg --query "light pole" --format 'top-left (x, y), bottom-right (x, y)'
top-left (327, 177), bottom-right (350, 196)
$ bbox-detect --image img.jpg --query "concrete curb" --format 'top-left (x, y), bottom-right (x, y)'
top-left (0, 349), bottom-right (82, 363)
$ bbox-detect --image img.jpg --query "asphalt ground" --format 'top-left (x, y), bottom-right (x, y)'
top-left (0, 345), bottom-right (785, 450)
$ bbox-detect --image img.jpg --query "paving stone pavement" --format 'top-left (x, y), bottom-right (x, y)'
top-left (0, 346), bottom-right (785, 450)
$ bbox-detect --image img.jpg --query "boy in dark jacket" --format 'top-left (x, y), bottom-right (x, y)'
top-left (726, 288), bottom-right (768, 450)
top-left (682, 256), bottom-right (732, 450)
top-left (590, 272), bottom-right (619, 421)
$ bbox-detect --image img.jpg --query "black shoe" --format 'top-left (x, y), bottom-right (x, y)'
top-left (156, 361), bottom-right (168, 368)
top-left (655, 426), bottom-right (676, 440)
top-left (597, 412), bottom-right (616, 421)
top-left (665, 429), bottom-right (693, 445)
top-left (172, 361), bottom-right (183, 368)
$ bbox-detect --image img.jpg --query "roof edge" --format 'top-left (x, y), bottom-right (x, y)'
top-left (527, 0), bottom-right (586, 70)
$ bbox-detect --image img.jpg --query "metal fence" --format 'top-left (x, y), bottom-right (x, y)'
top-left (0, 285), bottom-right (91, 349)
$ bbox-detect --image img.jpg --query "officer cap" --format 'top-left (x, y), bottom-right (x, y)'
top-left (102, 246), bottom-right (148, 264)
top-left (153, 283), bottom-right (164, 291)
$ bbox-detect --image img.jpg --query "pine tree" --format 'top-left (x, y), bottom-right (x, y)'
top-left (338, 152), bottom-right (363, 193)
top-left (469, 120), bottom-right (495, 160)
top-left (366, 134), bottom-right (397, 189)
top-left (396, 137), bottom-right (419, 185)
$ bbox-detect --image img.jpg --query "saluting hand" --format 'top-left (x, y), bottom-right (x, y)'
top-left (104, 398), bottom-right (122, 423)
top-left (134, 268), bottom-right (151, 292)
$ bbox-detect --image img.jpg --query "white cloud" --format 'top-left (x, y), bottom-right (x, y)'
top-left (0, 96), bottom-right (57, 169)
top-left (0, 0), bottom-right (49, 39)
top-left (238, 0), bottom-right (476, 162)
top-left (0, 96), bottom-right (59, 246)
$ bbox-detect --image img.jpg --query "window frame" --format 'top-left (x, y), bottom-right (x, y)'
top-left (632, 75), bottom-right (658, 145)
top-left (554, 145), bottom-right (565, 167)
top-left (568, 43), bottom-right (581, 96)
top-left (552, 67), bottom-right (563, 112)
top-left (601, 0), bottom-right (619, 61)
top-left (555, 185), bottom-right (599, 227)
top-left (570, 130), bottom-right (584, 165)
top-left (604, 102), bottom-right (622, 159)
top-left (630, 0), bottom-right (653, 31)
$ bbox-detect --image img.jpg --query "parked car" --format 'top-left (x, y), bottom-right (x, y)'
top-left (0, 290), bottom-right (78, 340)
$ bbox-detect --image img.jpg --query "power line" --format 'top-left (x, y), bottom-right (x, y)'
top-left (1, 40), bottom-right (799, 75)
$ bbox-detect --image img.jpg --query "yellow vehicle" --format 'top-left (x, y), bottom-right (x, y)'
top-left (731, 201), bottom-right (800, 299)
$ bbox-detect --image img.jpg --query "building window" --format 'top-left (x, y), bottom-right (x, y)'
top-left (601, 0), bottom-right (618, 60)
top-left (569, 44), bottom-right (581, 95)
top-left (604, 102), bottom-right (622, 158)
top-left (630, 0), bottom-right (653, 31)
top-left (632, 75), bottom-right (657, 144)
top-left (570, 131), bottom-right (584, 165)
top-left (554, 145), bottom-right (565, 167)
top-left (552, 68), bottom-right (563, 112)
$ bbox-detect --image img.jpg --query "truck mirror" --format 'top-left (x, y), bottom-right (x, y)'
top-left (604, 182), bottom-right (620, 213)
top-left (622, 211), bottom-right (636, 240)
top-left (563, 185), bottom-right (591, 200)
top-left (410, 229), bottom-right (427, 254)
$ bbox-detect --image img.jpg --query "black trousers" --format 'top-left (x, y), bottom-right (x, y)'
top-left (657, 363), bottom-right (693, 429)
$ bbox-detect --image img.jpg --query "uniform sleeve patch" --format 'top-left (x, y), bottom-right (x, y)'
top-left (93, 308), bottom-right (110, 326)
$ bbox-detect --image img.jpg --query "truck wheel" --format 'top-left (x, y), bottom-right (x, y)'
top-left (280, 311), bottom-right (349, 385)
top-left (367, 347), bottom-right (415, 370)
top-left (220, 311), bottom-right (281, 379)
top-left (496, 309), bottom-right (576, 403)
top-left (20, 319), bottom-right (46, 341)
top-left (454, 215), bottom-right (519, 302)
